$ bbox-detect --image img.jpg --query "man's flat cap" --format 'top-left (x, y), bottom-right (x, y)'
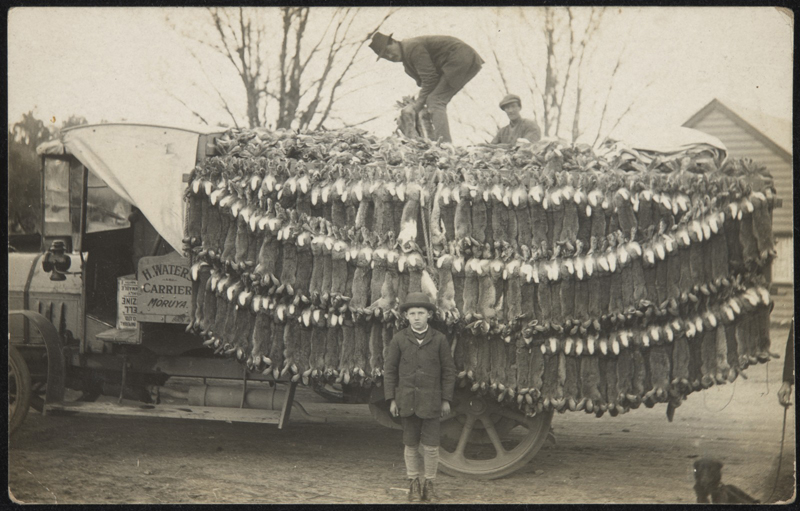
top-left (499, 94), bottom-right (522, 109)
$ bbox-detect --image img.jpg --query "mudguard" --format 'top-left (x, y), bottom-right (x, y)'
top-left (8, 310), bottom-right (66, 405)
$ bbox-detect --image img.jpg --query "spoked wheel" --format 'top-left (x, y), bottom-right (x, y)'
top-left (438, 389), bottom-right (554, 479)
top-left (9, 345), bottom-right (32, 435)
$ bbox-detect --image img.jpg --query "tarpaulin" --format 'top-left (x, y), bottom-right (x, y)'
top-left (37, 124), bottom-right (222, 252)
top-left (598, 126), bottom-right (728, 165)
top-left (621, 126), bottom-right (727, 154)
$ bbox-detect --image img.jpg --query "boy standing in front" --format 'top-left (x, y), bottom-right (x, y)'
top-left (384, 292), bottom-right (456, 503)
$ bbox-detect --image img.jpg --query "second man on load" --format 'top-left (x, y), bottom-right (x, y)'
top-left (370, 32), bottom-right (484, 144)
top-left (491, 94), bottom-right (542, 145)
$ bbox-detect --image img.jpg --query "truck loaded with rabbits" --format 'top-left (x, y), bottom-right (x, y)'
top-left (8, 121), bottom-right (778, 478)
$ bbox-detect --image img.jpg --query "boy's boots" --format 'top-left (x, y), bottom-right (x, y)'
top-left (422, 479), bottom-right (437, 502)
top-left (408, 477), bottom-right (422, 502)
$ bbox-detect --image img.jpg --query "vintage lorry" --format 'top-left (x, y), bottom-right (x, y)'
top-left (9, 122), bottom-right (777, 480)
top-left (9, 123), bottom-right (555, 479)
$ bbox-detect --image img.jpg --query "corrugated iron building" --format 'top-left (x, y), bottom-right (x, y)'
top-left (684, 99), bottom-right (793, 324)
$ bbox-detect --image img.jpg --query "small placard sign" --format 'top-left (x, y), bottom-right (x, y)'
top-left (117, 275), bottom-right (139, 330)
top-left (137, 252), bottom-right (192, 324)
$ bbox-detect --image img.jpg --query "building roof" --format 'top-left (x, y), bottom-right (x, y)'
top-left (683, 98), bottom-right (792, 161)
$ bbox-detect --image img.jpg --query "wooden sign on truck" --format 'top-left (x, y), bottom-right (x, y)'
top-left (137, 252), bottom-right (192, 324)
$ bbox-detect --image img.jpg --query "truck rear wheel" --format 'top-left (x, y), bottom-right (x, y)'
top-left (9, 345), bottom-right (32, 435)
top-left (438, 389), bottom-right (554, 479)
top-left (371, 387), bottom-right (554, 479)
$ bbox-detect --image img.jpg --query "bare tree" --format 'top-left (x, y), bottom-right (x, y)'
top-left (527, 7), bottom-right (609, 140)
top-left (482, 7), bottom-right (651, 146)
top-left (168, 7), bottom-right (396, 130)
top-left (566, 7), bottom-right (605, 142)
top-left (8, 112), bottom-right (88, 234)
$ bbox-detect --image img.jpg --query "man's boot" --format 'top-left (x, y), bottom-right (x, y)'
top-left (422, 479), bottom-right (437, 502)
top-left (408, 477), bottom-right (421, 502)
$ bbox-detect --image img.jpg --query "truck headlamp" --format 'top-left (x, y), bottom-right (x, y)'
top-left (42, 240), bottom-right (71, 281)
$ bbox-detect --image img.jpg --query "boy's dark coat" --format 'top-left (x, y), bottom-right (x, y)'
top-left (384, 327), bottom-right (457, 419)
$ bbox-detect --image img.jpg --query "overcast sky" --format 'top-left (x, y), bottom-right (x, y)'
top-left (8, 7), bottom-right (793, 145)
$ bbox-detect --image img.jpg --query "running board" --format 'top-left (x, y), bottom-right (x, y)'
top-left (43, 400), bottom-right (325, 426)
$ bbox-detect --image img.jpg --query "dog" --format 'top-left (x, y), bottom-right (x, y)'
top-left (693, 458), bottom-right (760, 504)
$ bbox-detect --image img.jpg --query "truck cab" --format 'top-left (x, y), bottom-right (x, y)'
top-left (9, 124), bottom-right (228, 416)
top-left (11, 124), bottom-right (223, 354)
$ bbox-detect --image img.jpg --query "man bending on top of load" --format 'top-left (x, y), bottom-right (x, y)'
top-left (370, 32), bottom-right (484, 144)
top-left (491, 94), bottom-right (542, 146)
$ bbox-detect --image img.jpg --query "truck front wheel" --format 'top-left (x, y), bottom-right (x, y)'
top-left (9, 345), bottom-right (32, 435)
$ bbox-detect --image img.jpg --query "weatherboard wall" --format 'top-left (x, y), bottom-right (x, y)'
top-left (687, 108), bottom-right (792, 235)
top-left (685, 107), bottom-right (793, 289)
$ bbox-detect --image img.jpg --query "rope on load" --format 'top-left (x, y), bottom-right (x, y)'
top-left (420, 177), bottom-right (437, 286)
top-left (701, 379), bottom-right (736, 412)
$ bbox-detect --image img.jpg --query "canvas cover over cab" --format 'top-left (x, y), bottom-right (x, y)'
top-left (37, 123), bottom-right (224, 252)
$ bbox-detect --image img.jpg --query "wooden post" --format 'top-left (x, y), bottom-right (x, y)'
top-left (118, 354), bottom-right (128, 403)
top-left (278, 381), bottom-right (298, 430)
top-left (240, 364), bottom-right (248, 408)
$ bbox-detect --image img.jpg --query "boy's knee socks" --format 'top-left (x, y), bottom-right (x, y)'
top-left (421, 444), bottom-right (439, 480)
top-left (404, 444), bottom-right (424, 479)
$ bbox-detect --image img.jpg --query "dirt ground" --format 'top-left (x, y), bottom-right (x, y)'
top-left (8, 325), bottom-right (796, 505)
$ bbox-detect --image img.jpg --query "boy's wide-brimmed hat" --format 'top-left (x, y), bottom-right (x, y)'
top-left (399, 292), bottom-right (436, 313)
top-left (369, 31), bottom-right (394, 61)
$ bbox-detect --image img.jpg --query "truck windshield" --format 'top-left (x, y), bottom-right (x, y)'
top-left (86, 170), bottom-right (131, 233)
top-left (44, 157), bottom-right (132, 240)
top-left (43, 158), bottom-right (74, 237)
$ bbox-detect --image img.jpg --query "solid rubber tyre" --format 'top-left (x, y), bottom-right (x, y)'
top-left (9, 345), bottom-right (32, 435)
top-left (437, 390), bottom-right (554, 479)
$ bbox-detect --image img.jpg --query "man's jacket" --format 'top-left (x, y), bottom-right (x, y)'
top-left (384, 327), bottom-right (457, 419)
top-left (400, 35), bottom-right (484, 102)
top-left (492, 118), bottom-right (542, 145)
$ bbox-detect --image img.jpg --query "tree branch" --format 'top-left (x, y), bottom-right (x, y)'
top-left (175, 42), bottom-right (241, 128)
top-left (597, 77), bottom-right (657, 146)
top-left (166, 90), bottom-right (210, 125)
top-left (278, 7), bottom-right (293, 127)
top-left (593, 23), bottom-right (633, 145)
top-left (208, 8), bottom-right (245, 78)
top-left (570, 7), bottom-right (605, 142)
top-left (337, 112), bottom-right (383, 128)
top-left (297, 10), bottom-right (346, 130)
top-left (489, 17), bottom-right (511, 94)
top-left (299, 9), bottom-right (339, 75)
top-left (312, 8), bottom-right (397, 130)
top-left (554, 7), bottom-right (577, 136)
